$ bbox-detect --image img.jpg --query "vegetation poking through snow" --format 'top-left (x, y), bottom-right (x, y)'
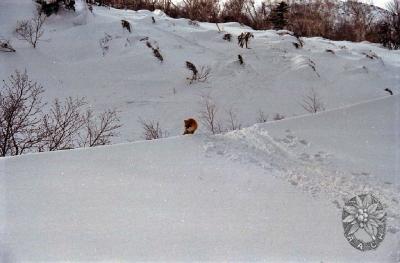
top-left (238, 54), bottom-right (244, 65)
top-left (185, 61), bottom-right (210, 84)
top-left (300, 88), bottom-right (326, 113)
top-left (99, 33), bottom-right (112, 56)
top-left (121, 19), bottom-right (132, 33)
top-left (92, 0), bottom-right (400, 49)
top-left (15, 11), bottom-right (46, 48)
top-left (223, 33), bottom-right (232, 41)
top-left (237, 32), bottom-right (254, 48)
top-left (0, 70), bottom-right (121, 156)
top-left (256, 110), bottom-right (269, 123)
top-left (273, 113), bottom-right (285, 121)
top-left (199, 95), bottom-right (224, 134)
top-left (0, 39), bottom-right (16, 52)
top-left (146, 41), bottom-right (164, 62)
top-left (36, 0), bottom-right (76, 16)
top-left (139, 118), bottom-right (168, 140)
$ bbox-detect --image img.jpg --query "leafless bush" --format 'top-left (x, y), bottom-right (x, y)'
top-left (0, 39), bottom-right (16, 52)
top-left (99, 33), bottom-right (112, 56)
top-left (152, 48), bottom-right (164, 62)
top-left (15, 12), bottom-right (46, 48)
top-left (292, 33), bottom-right (304, 48)
top-left (146, 41), bottom-right (164, 62)
top-left (307, 58), bottom-right (320, 77)
top-left (256, 110), bottom-right (269, 123)
top-left (0, 70), bottom-right (121, 156)
top-left (121, 19), bottom-right (132, 32)
top-left (226, 108), bottom-right (241, 130)
top-left (186, 61), bottom-right (210, 84)
top-left (273, 113), bottom-right (285, 121)
top-left (139, 118), bottom-right (168, 140)
top-left (376, 0), bottom-right (400, 49)
top-left (199, 95), bottom-right (223, 134)
top-left (300, 88), bottom-right (325, 113)
top-left (40, 97), bottom-right (86, 151)
top-left (182, 0), bottom-right (220, 22)
top-left (79, 108), bottom-right (121, 147)
top-left (237, 32), bottom-right (254, 48)
top-left (40, 98), bottom-right (121, 151)
top-left (188, 20), bottom-right (200, 26)
top-left (362, 50), bottom-right (379, 60)
top-left (223, 33), bottom-right (232, 41)
top-left (0, 70), bottom-right (45, 156)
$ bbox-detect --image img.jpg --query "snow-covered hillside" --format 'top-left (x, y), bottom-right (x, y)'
top-left (1, 0), bottom-right (400, 261)
top-left (1, 94), bottom-right (400, 262)
top-left (1, 0), bottom-right (400, 142)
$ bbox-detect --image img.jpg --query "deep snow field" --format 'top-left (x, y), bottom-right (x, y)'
top-left (1, 0), bottom-right (400, 262)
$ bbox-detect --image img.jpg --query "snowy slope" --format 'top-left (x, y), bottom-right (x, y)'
top-left (1, 94), bottom-right (400, 262)
top-left (1, 0), bottom-right (400, 142)
top-left (1, 0), bottom-right (400, 261)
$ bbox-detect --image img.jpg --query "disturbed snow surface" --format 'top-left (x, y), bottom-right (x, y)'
top-left (1, 0), bottom-right (400, 142)
top-left (1, 95), bottom-right (399, 262)
top-left (1, 0), bottom-right (400, 261)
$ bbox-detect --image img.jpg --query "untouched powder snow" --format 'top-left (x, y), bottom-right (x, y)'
top-left (1, 0), bottom-right (400, 261)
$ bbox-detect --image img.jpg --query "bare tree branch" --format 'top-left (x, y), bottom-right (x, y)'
top-left (15, 12), bottom-right (46, 48)
top-left (0, 70), bottom-right (45, 156)
top-left (138, 118), bottom-right (167, 140)
top-left (300, 88), bottom-right (325, 113)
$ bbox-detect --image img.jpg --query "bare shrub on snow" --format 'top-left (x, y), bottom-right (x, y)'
top-left (223, 33), bottom-right (232, 41)
top-left (256, 110), bottom-right (269, 123)
top-left (188, 20), bottom-right (200, 26)
top-left (99, 33), bottom-right (112, 56)
top-left (237, 32), bottom-right (254, 48)
top-left (226, 108), bottom-right (241, 131)
top-left (0, 39), bottom-right (16, 52)
top-left (146, 41), bottom-right (164, 62)
top-left (15, 12), bottom-right (46, 48)
top-left (199, 95), bottom-right (224, 134)
top-left (139, 118), bottom-right (168, 140)
top-left (40, 97), bottom-right (87, 151)
top-left (121, 19), bottom-right (132, 33)
top-left (300, 88), bottom-right (325, 113)
top-left (79, 108), bottom-right (121, 147)
top-left (185, 61), bottom-right (210, 84)
top-left (0, 70), bottom-right (45, 156)
top-left (238, 54), bottom-right (244, 65)
top-left (273, 113), bottom-right (285, 121)
top-left (0, 70), bottom-right (121, 156)
top-left (40, 97), bottom-right (121, 150)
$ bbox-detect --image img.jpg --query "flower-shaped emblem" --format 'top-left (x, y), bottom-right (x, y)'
top-left (342, 194), bottom-right (385, 241)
